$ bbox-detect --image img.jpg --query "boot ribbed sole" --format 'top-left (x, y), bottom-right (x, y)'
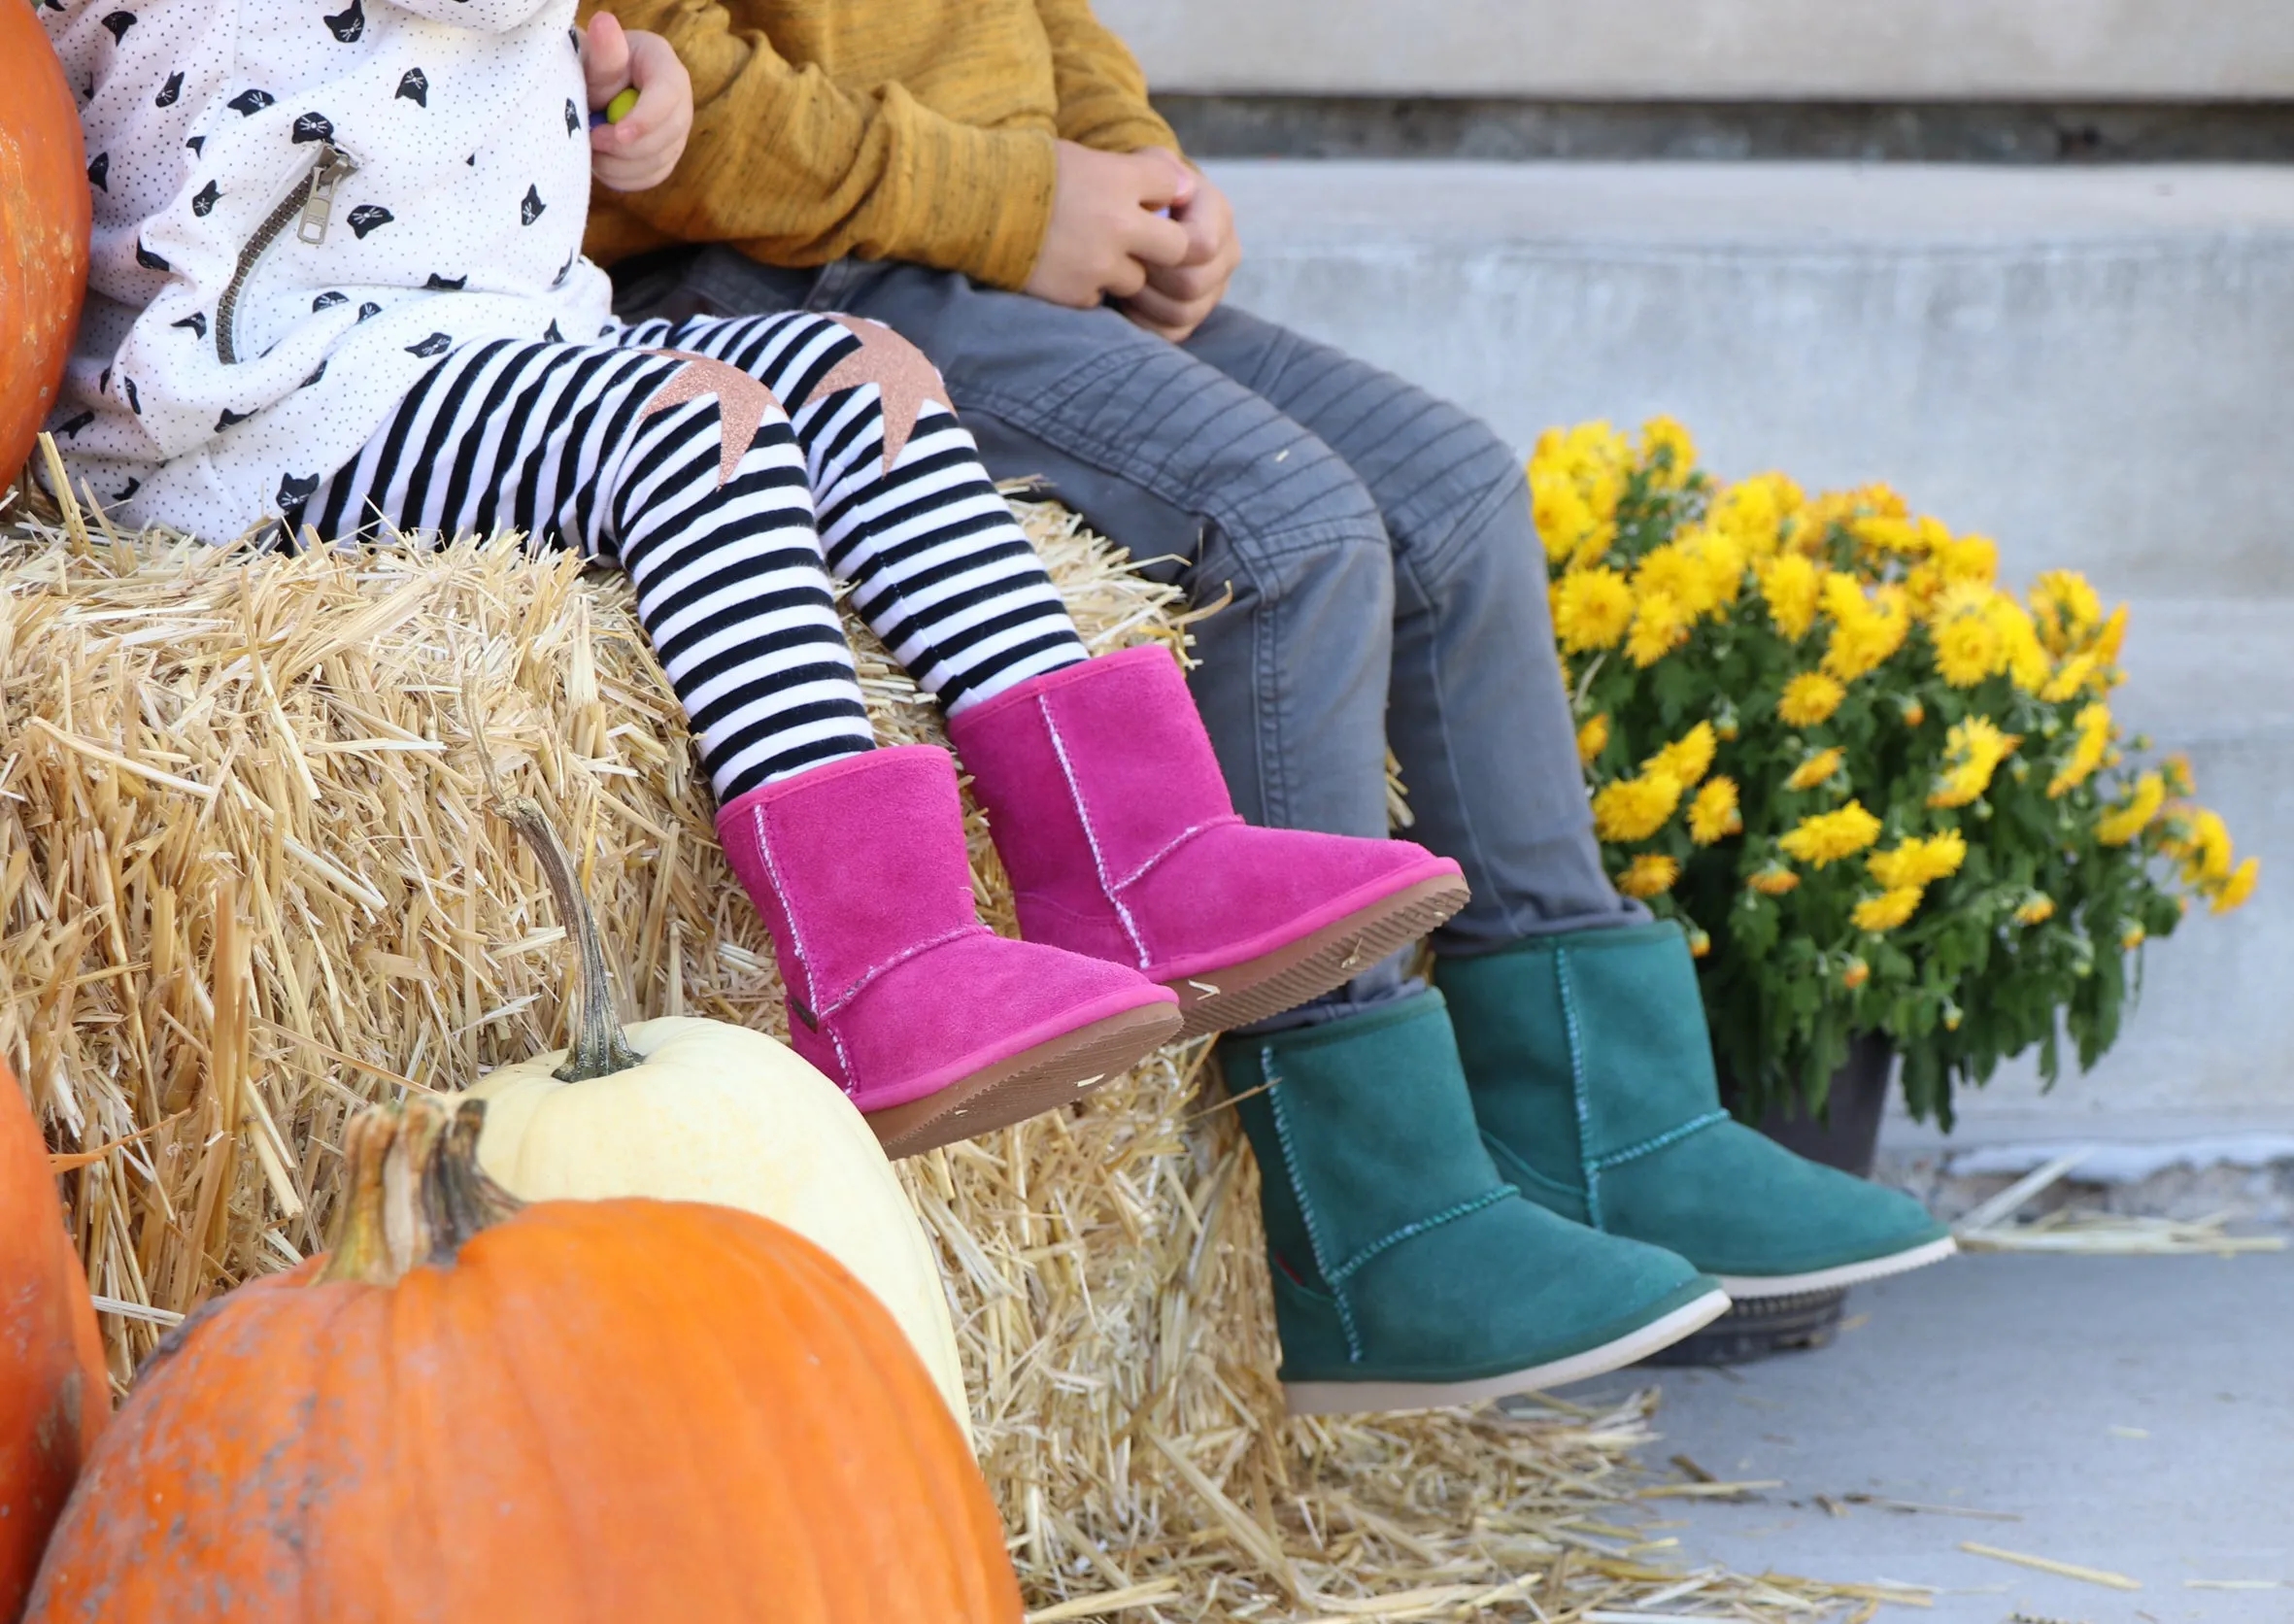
top-left (1715, 1235), bottom-right (1958, 1299)
top-left (868, 1001), bottom-right (1183, 1159)
top-left (1165, 875), bottom-right (1470, 1038)
top-left (1281, 1288), bottom-right (1733, 1415)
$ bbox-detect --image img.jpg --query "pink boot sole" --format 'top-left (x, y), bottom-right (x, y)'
top-left (1162, 869), bottom-right (1469, 1037)
top-left (866, 998), bottom-right (1183, 1157)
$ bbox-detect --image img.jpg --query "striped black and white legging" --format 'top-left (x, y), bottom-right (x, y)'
top-left (305, 311), bottom-right (1087, 802)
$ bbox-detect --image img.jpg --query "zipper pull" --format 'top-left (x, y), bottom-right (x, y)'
top-left (296, 145), bottom-right (360, 246)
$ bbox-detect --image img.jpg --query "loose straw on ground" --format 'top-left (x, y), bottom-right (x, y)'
top-left (3, 451), bottom-right (1871, 1621)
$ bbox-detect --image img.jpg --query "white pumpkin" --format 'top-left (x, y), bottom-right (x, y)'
top-left (458, 798), bottom-right (969, 1438)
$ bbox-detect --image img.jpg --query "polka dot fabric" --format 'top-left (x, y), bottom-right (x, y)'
top-left (39, 0), bottom-right (613, 540)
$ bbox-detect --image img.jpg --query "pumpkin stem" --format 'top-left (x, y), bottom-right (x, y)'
top-left (501, 795), bottom-right (643, 1082)
top-left (319, 1097), bottom-right (523, 1286)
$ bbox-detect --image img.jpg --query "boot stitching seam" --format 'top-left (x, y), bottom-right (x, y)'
top-left (749, 801), bottom-right (852, 1092)
top-left (1554, 947), bottom-right (1603, 1230)
top-left (1263, 1050), bottom-right (1364, 1363)
top-left (1109, 814), bottom-right (1245, 892)
top-left (1325, 1185), bottom-right (1518, 1287)
top-left (1039, 696), bottom-right (1152, 967)
top-left (1591, 1109), bottom-right (1731, 1171)
top-left (813, 923), bottom-right (991, 1022)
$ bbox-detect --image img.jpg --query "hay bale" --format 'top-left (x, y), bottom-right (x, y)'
top-left (0, 472), bottom-right (1866, 1621)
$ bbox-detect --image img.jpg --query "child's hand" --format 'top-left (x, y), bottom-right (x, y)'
top-left (1024, 141), bottom-right (1193, 310)
top-left (583, 13), bottom-right (692, 193)
top-left (1119, 154), bottom-right (1240, 343)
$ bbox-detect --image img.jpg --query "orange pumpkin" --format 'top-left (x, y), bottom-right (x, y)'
top-left (0, 5), bottom-right (90, 488)
top-left (26, 1099), bottom-right (1022, 1623)
top-left (0, 1064), bottom-right (107, 1624)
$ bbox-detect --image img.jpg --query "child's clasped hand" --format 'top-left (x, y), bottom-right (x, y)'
top-left (583, 12), bottom-right (692, 192)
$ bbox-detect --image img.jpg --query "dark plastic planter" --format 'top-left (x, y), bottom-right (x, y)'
top-left (1642, 1033), bottom-right (1893, 1368)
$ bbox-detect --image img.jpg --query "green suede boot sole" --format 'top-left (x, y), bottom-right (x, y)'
top-left (1223, 992), bottom-right (1729, 1415)
top-left (1437, 922), bottom-right (1954, 1300)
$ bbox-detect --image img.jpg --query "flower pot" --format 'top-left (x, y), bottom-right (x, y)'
top-left (1642, 1034), bottom-right (1893, 1368)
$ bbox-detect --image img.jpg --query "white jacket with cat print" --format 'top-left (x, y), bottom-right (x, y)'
top-left (42, 0), bottom-right (614, 540)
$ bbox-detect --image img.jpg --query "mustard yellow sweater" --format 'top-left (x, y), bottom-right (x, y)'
top-left (580, 0), bottom-right (1180, 290)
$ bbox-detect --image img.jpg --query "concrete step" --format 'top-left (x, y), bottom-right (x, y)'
top-left (1203, 160), bottom-right (2294, 1139)
top-left (1209, 160), bottom-right (2294, 596)
top-left (1103, 0), bottom-right (2294, 100)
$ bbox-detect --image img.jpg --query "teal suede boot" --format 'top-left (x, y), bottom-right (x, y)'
top-left (1435, 922), bottom-right (1953, 1299)
top-left (1222, 992), bottom-right (1729, 1414)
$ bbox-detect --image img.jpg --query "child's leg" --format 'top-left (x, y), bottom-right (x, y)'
top-left (622, 312), bottom-right (1088, 715)
top-left (306, 336), bottom-right (872, 801)
top-left (622, 316), bottom-right (1473, 1038)
top-left (306, 334), bottom-right (1179, 1152)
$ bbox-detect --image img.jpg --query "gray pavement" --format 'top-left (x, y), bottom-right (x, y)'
top-left (1566, 1251), bottom-right (2294, 1623)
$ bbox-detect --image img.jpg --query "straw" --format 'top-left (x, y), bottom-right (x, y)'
top-left (0, 448), bottom-right (1870, 1621)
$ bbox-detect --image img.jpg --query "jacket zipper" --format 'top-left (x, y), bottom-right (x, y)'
top-left (216, 141), bottom-right (360, 365)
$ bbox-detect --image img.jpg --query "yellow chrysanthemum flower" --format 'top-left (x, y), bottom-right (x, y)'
top-left (1591, 770), bottom-right (1684, 843)
top-left (1851, 513), bottom-right (1920, 556)
top-left (1757, 554), bottom-right (1822, 640)
top-left (1531, 467), bottom-right (1600, 564)
top-left (2046, 702), bottom-right (2112, 797)
top-left (1575, 714), bottom-right (1611, 766)
top-left (1929, 718), bottom-right (2020, 808)
top-left (1819, 582), bottom-right (1910, 683)
top-left (1785, 747), bottom-right (1845, 793)
top-left (1687, 925), bottom-right (1713, 959)
top-left (2041, 651), bottom-right (2100, 704)
top-left (1903, 699), bottom-right (1926, 727)
top-left (1626, 589), bottom-right (1692, 667)
top-left (1936, 532), bottom-right (2000, 585)
top-left (1638, 415), bottom-right (1698, 487)
top-left (1645, 722), bottom-right (1716, 789)
top-left (1688, 776), bottom-right (1742, 845)
top-left (1842, 956), bottom-right (1872, 990)
top-left (1989, 594), bottom-right (2050, 692)
top-left (1551, 567), bottom-right (1635, 652)
top-left (2031, 569), bottom-right (2103, 656)
top-left (1778, 801), bottom-right (1883, 867)
top-left (1687, 524), bottom-right (1749, 610)
top-left (1867, 830), bottom-right (1968, 891)
top-left (2174, 808), bottom-right (2234, 885)
top-left (1748, 865), bottom-right (1801, 896)
top-left (2094, 603), bottom-right (2130, 664)
top-left (1636, 542), bottom-right (1721, 620)
top-left (1777, 671), bottom-right (1845, 727)
top-left (2095, 772), bottom-right (2166, 846)
top-left (1710, 474), bottom-right (1799, 558)
top-left (2163, 753), bottom-right (2196, 797)
top-left (2211, 856), bottom-right (2261, 914)
top-left (1617, 853), bottom-right (1682, 898)
top-left (2013, 896), bottom-right (2057, 927)
top-left (1930, 593), bottom-right (2003, 687)
top-left (1852, 886), bottom-right (1924, 932)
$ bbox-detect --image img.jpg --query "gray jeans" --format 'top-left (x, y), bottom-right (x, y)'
top-left (611, 249), bottom-right (1638, 1018)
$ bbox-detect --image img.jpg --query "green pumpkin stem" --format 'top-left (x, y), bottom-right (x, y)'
top-left (319, 1097), bottom-right (523, 1286)
top-left (502, 795), bottom-right (643, 1083)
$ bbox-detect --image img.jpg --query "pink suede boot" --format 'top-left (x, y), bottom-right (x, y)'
top-left (947, 647), bottom-right (1469, 1036)
top-left (715, 746), bottom-right (1182, 1157)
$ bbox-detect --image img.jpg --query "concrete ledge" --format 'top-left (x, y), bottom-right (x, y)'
top-left (1101, 0), bottom-right (2294, 100)
top-left (1210, 161), bottom-right (2294, 594)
